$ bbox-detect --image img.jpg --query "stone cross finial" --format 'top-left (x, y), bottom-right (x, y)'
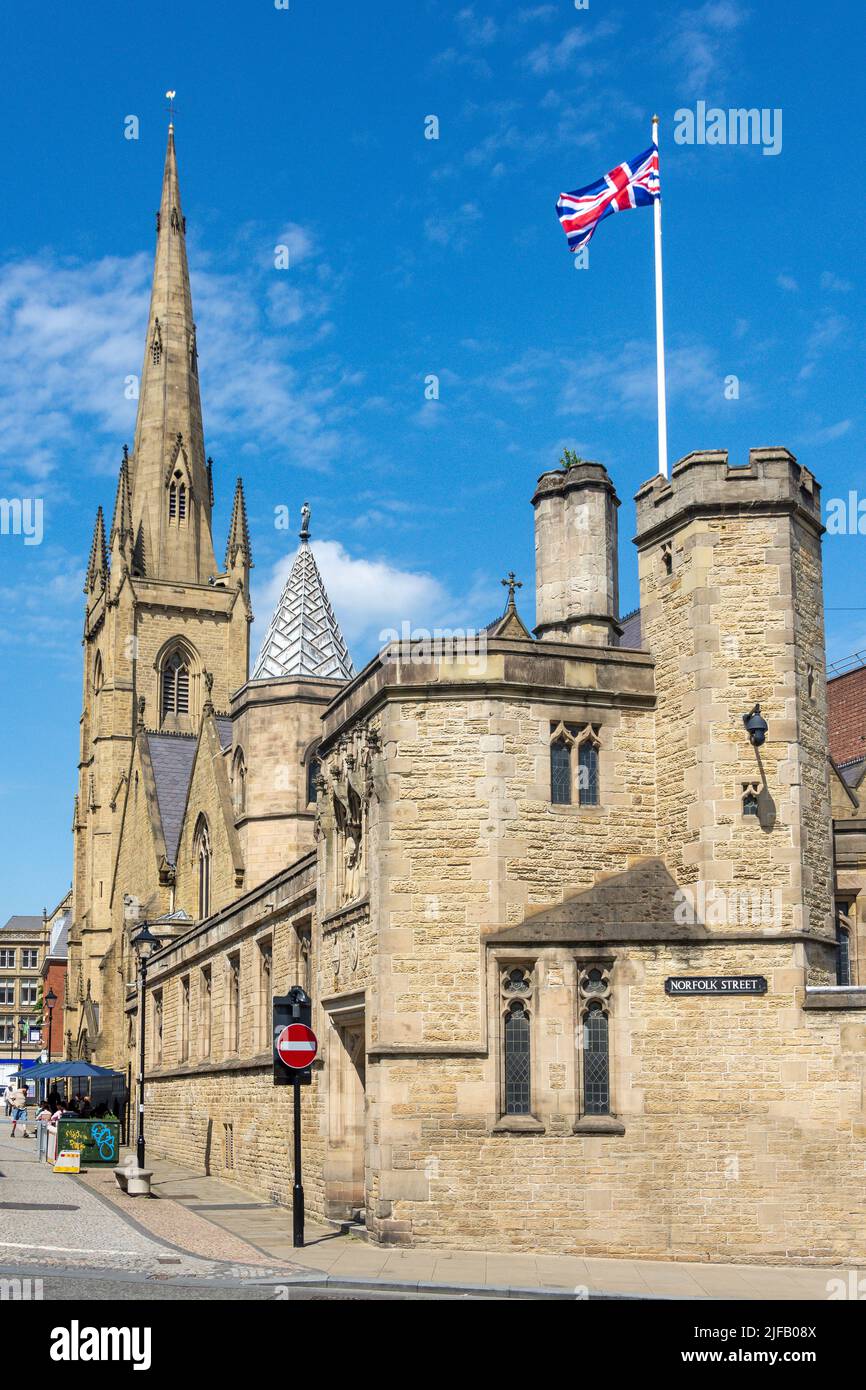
top-left (501, 572), bottom-right (522, 611)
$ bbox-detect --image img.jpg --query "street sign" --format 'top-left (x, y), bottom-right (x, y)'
top-left (665, 975), bottom-right (768, 996)
top-left (273, 989), bottom-right (314, 1086)
top-left (271, 986), bottom-right (314, 1249)
top-left (276, 1023), bottom-right (318, 1070)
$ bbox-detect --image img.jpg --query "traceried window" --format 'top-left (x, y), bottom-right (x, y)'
top-left (583, 1003), bottom-right (610, 1114)
top-left (162, 650), bottom-right (190, 716)
top-left (194, 816), bottom-right (211, 920)
top-left (501, 966), bottom-right (534, 1117)
top-left (578, 738), bottom-right (600, 807)
top-left (578, 963), bottom-right (613, 1118)
top-left (550, 739), bottom-right (571, 805)
top-left (742, 781), bottom-right (760, 817)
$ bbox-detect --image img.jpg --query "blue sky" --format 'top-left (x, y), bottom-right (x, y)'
top-left (0, 0), bottom-right (864, 916)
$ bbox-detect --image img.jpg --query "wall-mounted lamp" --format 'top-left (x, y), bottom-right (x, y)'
top-left (743, 704), bottom-right (768, 747)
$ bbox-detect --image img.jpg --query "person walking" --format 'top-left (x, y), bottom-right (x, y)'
top-left (2, 1083), bottom-right (12, 1118)
top-left (8, 1082), bottom-right (30, 1138)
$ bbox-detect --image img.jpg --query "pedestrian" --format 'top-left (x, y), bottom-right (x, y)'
top-left (8, 1082), bottom-right (30, 1138)
top-left (47, 1088), bottom-right (61, 1111)
top-left (2, 1083), bottom-right (12, 1118)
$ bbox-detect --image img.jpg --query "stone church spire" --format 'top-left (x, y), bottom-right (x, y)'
top-left (252, 505), bottom-right (354, 681)
top-left (225, 477), bottom-right (253, 572)
top-left (129, 124), bottom-right (216, 583)
top-left (85, 506), bottom-right (108, 594)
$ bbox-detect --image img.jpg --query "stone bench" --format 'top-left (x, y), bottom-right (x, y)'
top-left (113, 1163), bottom-right (154, 1197)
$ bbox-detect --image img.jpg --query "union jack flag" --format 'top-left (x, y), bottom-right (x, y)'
top-left (556, 145), bottom-right (660, 253)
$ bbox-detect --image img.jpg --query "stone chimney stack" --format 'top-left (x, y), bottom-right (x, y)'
top-left (531, 460), bottom-right (621, 646)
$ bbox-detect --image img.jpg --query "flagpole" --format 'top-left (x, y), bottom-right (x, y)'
top-left (651, 114), bottom-right (668, 479)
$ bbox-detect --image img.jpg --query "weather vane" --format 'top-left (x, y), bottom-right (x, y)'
top-left (165, 89), bottom-right (177, 124)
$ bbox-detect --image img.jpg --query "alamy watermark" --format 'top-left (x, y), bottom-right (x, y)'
top-left (0, 497), bottom-right (43, 545)
top-left (824, 492), bottom-right (866, 535)
top-left (379, 622), bottom-right (488, 671)
top-left (674, 884), bottom-right (783, 929)
top-left (674, 102), bottom-right (782, 157)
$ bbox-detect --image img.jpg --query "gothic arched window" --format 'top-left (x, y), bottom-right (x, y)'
top-left (168, 470), bottom-right (187, 524)
top-left (307, 756), bottom-right (320, 806)
top-left (550, 738), bottom-right (571, 805)
top-left (502, 966), bottom-right (533, 1116)
top-left (578, 738), bottom-right (600, 807)
top-left (195, 816), bottom-right (211, 920)
top-left (232, 749), bottom-right (246, 817)
top-left (161, 650), bottom-right (190, 716)
top-left (93, 652), bottom-right (104, 695)
top-left (582, 1002), bottom-right (610, 1115)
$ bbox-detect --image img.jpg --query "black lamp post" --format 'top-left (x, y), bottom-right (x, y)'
top-left (45, 988), bottom-right (57, 1065)
top-left (132, 923), bottom-right (164, 1169)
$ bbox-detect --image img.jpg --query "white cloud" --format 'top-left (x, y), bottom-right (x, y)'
top-left (423, 202), bottom-right (482, 249)
top-left (776, 273), bottom-right (799, 292)
top-left (820, 271), bottom-right (852, 293)
top-left (0, 221), bottom-right (358, 491)
top-left (666, 1), bottom-right (748, 92)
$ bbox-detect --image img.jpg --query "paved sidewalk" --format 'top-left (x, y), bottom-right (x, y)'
top-left (138, 1150), bottom-right (853, 1300)
top-left (0, 1120), bottom-right (299, 1284)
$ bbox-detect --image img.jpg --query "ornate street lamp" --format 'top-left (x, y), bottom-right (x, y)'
top-left (45, 988), bottom-right (58, 1066)
top-left (131, 923), bottom-right (166, 1169)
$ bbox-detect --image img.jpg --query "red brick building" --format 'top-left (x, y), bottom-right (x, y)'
top-left (40, 891), bottom-right (70, 1061)
top-left (828, 657), bottom-right (866, 767)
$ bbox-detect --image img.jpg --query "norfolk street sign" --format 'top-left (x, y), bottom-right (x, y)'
top-left (665, 976), bottom-right (767, 996)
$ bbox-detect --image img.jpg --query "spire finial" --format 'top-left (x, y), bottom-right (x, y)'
top-left (300, 501), bottom-right (311, 542)
top-left (165, 90), bottom-right (177, 130)
top-left (501, 571), bottom-right (522, 613)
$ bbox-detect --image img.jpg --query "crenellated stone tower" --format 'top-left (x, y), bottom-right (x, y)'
top-left (67, 124), bottom-right (252, 1058)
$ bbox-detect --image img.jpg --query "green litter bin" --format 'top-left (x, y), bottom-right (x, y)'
top-left (55, 1118), bottom-right (121, 1166)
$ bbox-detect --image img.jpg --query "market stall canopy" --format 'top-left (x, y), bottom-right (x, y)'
top-left (11, 1061), bottom-right (122, 1080)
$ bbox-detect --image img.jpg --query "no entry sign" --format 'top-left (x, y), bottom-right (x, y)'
top-left (276, 1022), bottom-right (318, 1070)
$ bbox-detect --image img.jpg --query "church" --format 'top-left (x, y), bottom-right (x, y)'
top-left (65, 127), bottom-right (866, 1261)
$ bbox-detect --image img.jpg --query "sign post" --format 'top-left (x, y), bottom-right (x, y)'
top-left (273, 987), bottom-right (318, 1248)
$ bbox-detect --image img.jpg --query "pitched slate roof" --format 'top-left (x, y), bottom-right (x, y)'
top-left (146, 733), bottom-right (198, 865)
top-left (48, 914), bottom-right (69, 959)
top-left (1, 915), bottom-right (43, 935)
top-left (618, 608), bottom-right (642, 649)
top-left (214, 716), bottom-right (233, 752)
top-left (837, 757), bottom-right (866, 788)
top-left (253, 537), bottom-right (354, 681)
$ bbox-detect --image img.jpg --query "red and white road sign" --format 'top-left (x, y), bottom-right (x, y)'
top-left (276, 1022), bottom-right (318, 1070)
